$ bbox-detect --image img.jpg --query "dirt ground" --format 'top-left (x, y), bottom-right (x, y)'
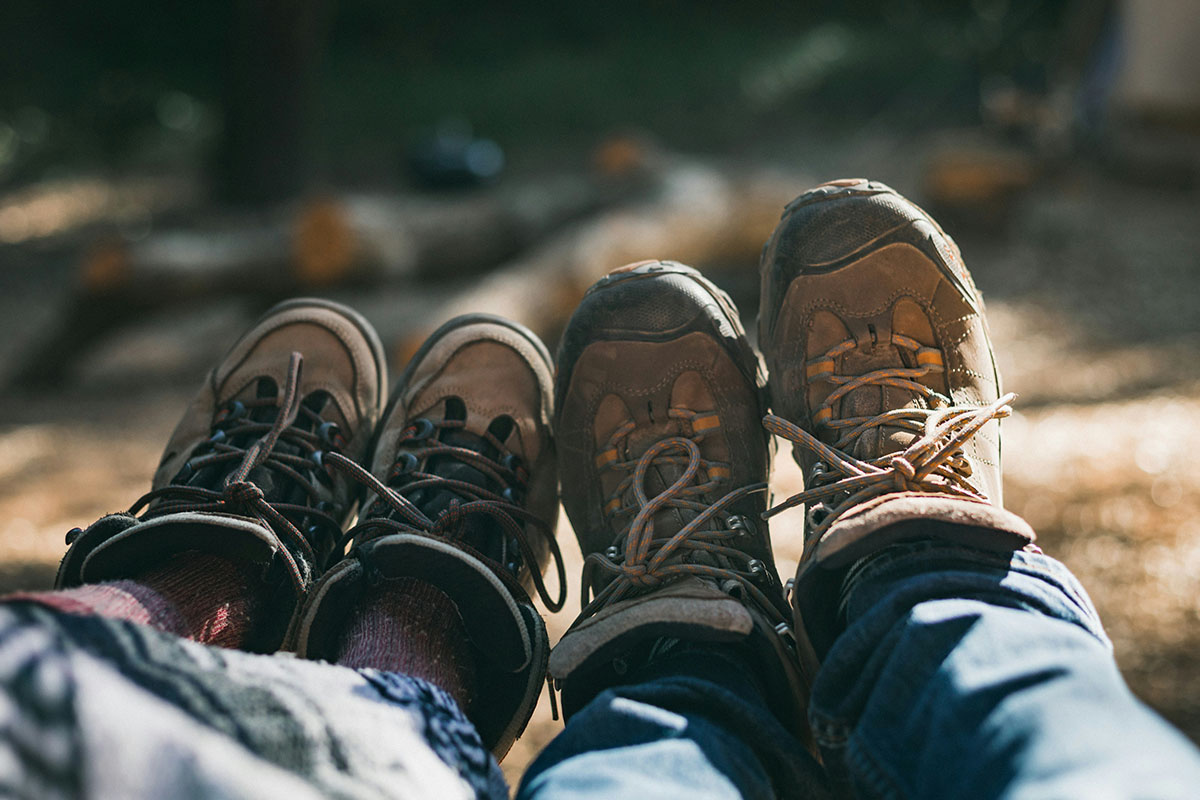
top-left (1, 150), bottom-right (1198, 785)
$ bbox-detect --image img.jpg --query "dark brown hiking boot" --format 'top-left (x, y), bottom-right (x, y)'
top-left (57, 298), bottom-right (388, 651)
top-left (293, 314), bottom-right (562, 760)
top-left (758, 179), bottom-right (1036, 655)
top-left (551, 260), bottom-right (812, 739)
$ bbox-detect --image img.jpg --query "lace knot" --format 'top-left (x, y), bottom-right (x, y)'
top-left (224, 480), bottom-right (265, 508)
top-left (621, 562), bottom-right (661, 588)
top-left (761, 392), bottom-right (1016, 536)
top-left (889, 455), bottom-right (916, 483)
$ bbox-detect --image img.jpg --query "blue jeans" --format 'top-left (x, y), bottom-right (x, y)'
top-left (519, 644), bottom-right (828, 800)
top-left (521, 542), bottom-right (1200, 800)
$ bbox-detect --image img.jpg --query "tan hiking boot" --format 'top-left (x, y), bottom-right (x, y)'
top-left (758, 179), bottom-right (1036, 654)
top-left (293, 314), bottom-right (562, 759)
top-left (57, 298), bottom-right (388, 650)
top-left (551, 260), bottom-right (811, 739)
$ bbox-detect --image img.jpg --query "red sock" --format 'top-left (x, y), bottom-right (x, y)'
top-left (7, 553), bottom-right (263, 649)
top-left (334, 578), bottom-right (477, 709)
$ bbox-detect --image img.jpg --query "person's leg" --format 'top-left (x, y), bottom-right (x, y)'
top-left (757, 179), bottom-right (1200, 798)
top-left (0, 598), bottom-right (502, 800)
top-left (55, 298), bottom-right (391, 652)
top-left (292, 313), bottom-right (566, 759)
top-left (520, 643), bottom-right (827, 800)
top-left (531, 262), bottom-right (827, 800)
top-left (805, 541), bottom-right (1200, 799)
top-left (6, 553), bottom-right (265, 648)
top-left (1, 301), bottom-right (520, 798)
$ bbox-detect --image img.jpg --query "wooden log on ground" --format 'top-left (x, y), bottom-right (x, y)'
top-left (10, 171), bottom-right (645, 387)
top-left (79, 172), bottom-right (645, 299)
top-left (380, 159), bottom-right (813, 365)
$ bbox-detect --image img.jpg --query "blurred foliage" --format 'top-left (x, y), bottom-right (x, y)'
top-left (0, 0), bottom-right (1072, 187)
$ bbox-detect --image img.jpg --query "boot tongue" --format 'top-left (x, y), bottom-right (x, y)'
top-left (413, 429), bottom-right (496, 514)
top-left (404, 426), bottom-right (508, 561)
top-left (837, 346), bottom-right (923, 461)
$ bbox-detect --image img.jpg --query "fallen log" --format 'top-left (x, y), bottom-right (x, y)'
top-left (9, 155), bottom-right (813, 389)
top-left (375, 158), bottom-right (813, 366)
top-left (10, 170), bottom-right (646, 387)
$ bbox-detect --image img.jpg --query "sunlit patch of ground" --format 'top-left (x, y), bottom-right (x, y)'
top-left (0, 295), bottom-right (1197, 788)
top-left (1003, 389), bottom-right (1200, 738)
top-left (2, 157), bottom-right (1198, 788)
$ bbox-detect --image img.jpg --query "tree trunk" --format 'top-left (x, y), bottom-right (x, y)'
top-left (213, 0), bottom-right (327, 206)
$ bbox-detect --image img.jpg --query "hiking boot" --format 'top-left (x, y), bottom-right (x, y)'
top-left (758, 179), bottom-right (1036, 655)
top-left (57, 298), bottom-right (388, 651)
top-left (551, 260), bottom-right (811, 739)
top-left (292, 314), bottom-right (562, 760)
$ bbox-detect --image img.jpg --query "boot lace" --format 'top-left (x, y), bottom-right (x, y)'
top-left (127, 352), bottom-right (343, 595)
top-left (763, 334), bottom-right (1015, 539)
top-left (322, 417), bottom-right (566, 612)
top-left (577, 408), bottom-right (785, 627)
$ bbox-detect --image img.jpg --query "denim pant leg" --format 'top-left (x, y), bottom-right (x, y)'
top-left (809, 541), bottom-right (1200, 800)
top-left (519, 646), bottom-right (829, 800)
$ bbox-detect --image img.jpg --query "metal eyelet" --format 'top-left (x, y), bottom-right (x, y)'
top-left (805, 502), bottom-right (830, 530)
top-left (605, 546), bottom-right (621, 561)
top-left (747, 559), bottom-right (766, 577)
top-left (774, 621), bottom-right (797, 651)
top-left (210, 429), bottom-right (226, 444)
top-left (501, 486), bottom-right (516, 502)
top-left (317, 421), bottom-right (340, 444)
top-left (506, 541), bottom-right (524, 574)
top-left (226, 400), bottom-right (246, 421)
top-left (311, 450), bottom-right (325, 468)
top-left (727, 514), bottom-right (755, 538)
top-left (65, 527), bottom-right (83, 545)
top-left (410, 418), bottom-right (435, 440)
top-left (395, 452), bottom-right (419, 473)
top-left (501, 452), bottom-right (520, 470)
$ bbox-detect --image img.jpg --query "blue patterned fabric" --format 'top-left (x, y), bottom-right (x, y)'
top-left (0, 603), bottom-right (506, 800)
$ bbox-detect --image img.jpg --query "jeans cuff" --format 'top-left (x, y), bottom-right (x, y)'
top-left (840, 540), bottom-right (1110, 648)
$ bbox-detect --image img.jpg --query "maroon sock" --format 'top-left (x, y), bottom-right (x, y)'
top-left (334, 577), bottom-right (477, 709)
top-left (7, 553), bottom-right (263, 649)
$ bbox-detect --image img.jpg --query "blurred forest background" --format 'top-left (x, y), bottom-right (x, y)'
top-left (1, 0), bottom-right (1199, 783)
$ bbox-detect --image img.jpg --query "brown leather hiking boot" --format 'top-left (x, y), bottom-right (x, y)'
top-left (57, 298), bottom-right (388, 651)
top-left (758, 179), bottom-right (1036, 655)
top-left (292, 314), bottom-right (562, 760)
top-left (551, 260), bottom-right (811, 738)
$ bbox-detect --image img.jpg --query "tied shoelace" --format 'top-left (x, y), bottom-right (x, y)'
top-left (321, 418), bottom-right (567, 612)
top-left (577, 409), bottom-right (785, 628)
top-left (126, 352), bottom-right (343, 595)
top-left (762, 333), bottom-right (1015, 538)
